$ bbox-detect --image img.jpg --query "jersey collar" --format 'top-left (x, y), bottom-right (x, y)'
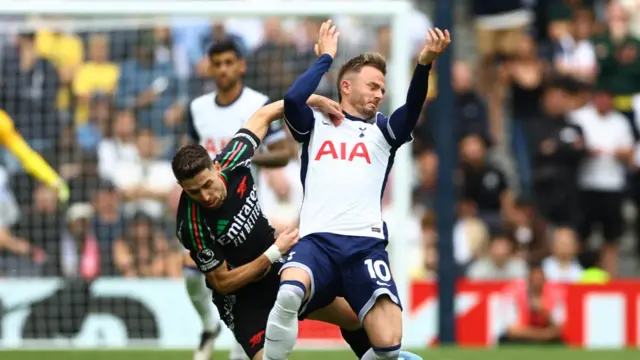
top-left (343, 111), bottom-right (375, 124)
top-left (215, 87), bottom-right (244, 108)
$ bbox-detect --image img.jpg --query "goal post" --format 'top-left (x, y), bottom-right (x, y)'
top-left (0, 0), bottom-right (418, 349)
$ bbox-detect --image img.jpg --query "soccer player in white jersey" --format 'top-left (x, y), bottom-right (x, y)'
top-left (263, 21), bottom-right (451, 360)
top-left (184, 40), bottom-right (291, 360)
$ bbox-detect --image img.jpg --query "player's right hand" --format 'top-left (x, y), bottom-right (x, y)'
top-left (314, 19), bottom-right (339, 59)
top-left (274, 228), bottom-right (300, 255)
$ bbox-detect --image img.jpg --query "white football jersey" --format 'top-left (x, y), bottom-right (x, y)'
top-left (295, 111), bottom-right (410, 239)
top-left (187, 86), bottom-right (286, 157)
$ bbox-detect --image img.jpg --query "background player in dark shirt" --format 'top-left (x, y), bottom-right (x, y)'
top-left (173, 99), bottom-right (380, 360)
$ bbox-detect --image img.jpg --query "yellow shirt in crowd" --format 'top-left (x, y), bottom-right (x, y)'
top-left (36, 30), bottom-right (84, 111)
top-left (73, 62), bottom-right (120, 124)
top-left (0, 110), bottom-right (64, 195)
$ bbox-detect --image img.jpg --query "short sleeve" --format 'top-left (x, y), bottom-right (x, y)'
top-left (214, 128), bottom-right (261, 172)
top-left (177, 198), bottom-right (225, 273)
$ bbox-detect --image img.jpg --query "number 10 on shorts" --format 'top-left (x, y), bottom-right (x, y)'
top-left (364, 259), bottom-right (391, 282)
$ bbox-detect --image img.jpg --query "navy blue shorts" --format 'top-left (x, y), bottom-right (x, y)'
top-left (280, 232), bottom-right (402, 323)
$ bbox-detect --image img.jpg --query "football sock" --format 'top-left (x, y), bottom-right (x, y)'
top-left (361, 345), bottom-right (401, 360)
top-left (184, 268), bottom-right (220, 332)
top-left (263, 280), bottom-right (306, 360)
top-left (340, 327), bottom-right (371, 358)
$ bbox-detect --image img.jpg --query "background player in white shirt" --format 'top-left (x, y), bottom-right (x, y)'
top-left (184, 40), bottom-right (291, 360)
top-left (262, 21), bottom-right (450, 360)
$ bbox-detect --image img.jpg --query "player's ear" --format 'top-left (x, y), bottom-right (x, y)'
top-left (239, 59), bottom-right (247, 74)
top-left (213, 161), bottom-right (222, 172)
top-left (340, 79), bottom-right (351, 97)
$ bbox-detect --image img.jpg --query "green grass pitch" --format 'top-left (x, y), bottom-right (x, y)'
top-left (0, 348), bottom-right (637, 360)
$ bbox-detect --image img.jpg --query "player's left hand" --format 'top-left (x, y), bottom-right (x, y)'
top-left (418, 28), bottom-right (451, 66)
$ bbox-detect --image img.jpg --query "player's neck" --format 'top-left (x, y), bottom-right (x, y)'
top-left (340, 102), bottom-right (368, 121)
top-left (215, 83), bottom-right (244, 107)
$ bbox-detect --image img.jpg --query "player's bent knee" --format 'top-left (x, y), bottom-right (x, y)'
top-left (275, 281), bottom-right (306, 312)
top-left (280, 267), bottom-right (311, 297)
top-left (363, 296), bottom-right (403, 347)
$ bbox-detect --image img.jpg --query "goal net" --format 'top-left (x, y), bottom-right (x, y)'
top-left (0, 0), bottom-right (419, 349)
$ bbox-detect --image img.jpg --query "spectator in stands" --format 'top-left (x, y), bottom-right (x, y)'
top-left (414, 147), bottom-right (437, 211)
top-left (59, 203), bottom-right (101, 280)
top-left (499, 263), bottom-right (563, 345)
top-left (453, 61), bottom-right (490, 145)
top-left (530, 79), bottom-right (586, 230)
top-left (14, 183), bottom-right (62, 276)
top-left (0, 32), bottom-right (59, 148)
top-left (72, 33), bottom-right (120, 125)
top-left (153, 25), bottom-right (190, 80)
top-left (453, 217), bottom-right (490, 270)
top-left (593, 1), bottom-right (640, 138)
top-left (76, 93), bottom-right (112, 152)
top-left (91, 179), bottom-right (124, 275)
top-left (457, 134), bottom-right (515, 232)
top-left (115, 33), bottom-right (185, 149)
top-left (245, 17), bottom-right (298, 101)
top-left (112, 212), bottom-right (180, 278)
top-left (472, 0), bottom-right (533, 95)
top-left (0, 167), bottom-right (44, 276)
top-left (508, 198), bottom-right (550, 263)
top-left (468, 233), bottom-right (528, 280)
top-left (492, 33), bottom-right (548, 195)
top-left (554, 9), bottom-right (597, 82)
top-left (619, 0), bottom-right (640, 40)
top-left (200, 22), bottom-right (247, 60)
top-left (97, 110), bottom-right (139, 182)
top-left (35, 25), bottom-right (84, 121)
top-left (44, 123), bottom-right (98, 203)
top-left (411, 212), bottom-right (439, 280)
top-left (112, 128), bottom-right (175, 219)
top-left (573, 87), bottom-right (634, 278)
top-left (542, 227), bottom-right (584, 282)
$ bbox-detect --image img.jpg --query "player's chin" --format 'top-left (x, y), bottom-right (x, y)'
top-left (363, 105), bottom-right (378, 118)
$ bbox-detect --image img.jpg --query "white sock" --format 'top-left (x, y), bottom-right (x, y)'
top-left (361, 346), bottom-right (401, 360)
top-left (184, 268), bottom-right (220, 332)
top-left (229, 341), bottom-right (247, 360)
top-left (263, 282), bottom-right (306, 360)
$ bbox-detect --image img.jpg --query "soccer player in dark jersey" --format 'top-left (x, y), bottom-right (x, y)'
top-left (173, 97), bottom-right (382, 360)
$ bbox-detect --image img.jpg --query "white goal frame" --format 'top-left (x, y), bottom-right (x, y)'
top-left (1, 0), bottom-right (416, 347)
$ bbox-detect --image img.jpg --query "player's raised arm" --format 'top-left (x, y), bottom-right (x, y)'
top-left (385, 28), bottom-right (451, 146)
top-left (243, 96), bottom-right (343, 142)
top-left (0, 110), bottom-right (69, 203)
top-left (283, 20), bottom-right (342, 142)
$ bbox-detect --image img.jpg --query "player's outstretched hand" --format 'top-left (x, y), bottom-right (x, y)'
top-left (418, 28), bottom-right (451, 66)
top-left (314, 19), bottom-right (340, 59)
top-left (307, 94), bottom-right (344, 125)
top-left (275, 228), bottom-right (300, 255)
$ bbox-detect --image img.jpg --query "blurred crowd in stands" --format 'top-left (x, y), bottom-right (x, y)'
top-left (1, 0), bottom-right (640, 290)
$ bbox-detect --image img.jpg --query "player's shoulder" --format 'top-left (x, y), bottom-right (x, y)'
top-left (190, 91), bottom-right (217, 111)
top-left (240, 86), bottom-right (269, 104)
